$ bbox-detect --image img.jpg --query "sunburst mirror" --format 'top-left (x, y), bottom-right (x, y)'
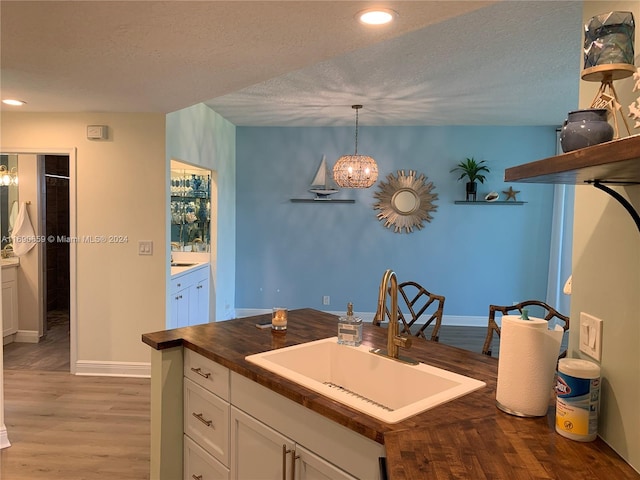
top-left (373, 170), bottom-right (438, 233)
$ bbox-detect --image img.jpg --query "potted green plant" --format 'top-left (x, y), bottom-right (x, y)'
top-left (450, 157), bottom-right (490, 201)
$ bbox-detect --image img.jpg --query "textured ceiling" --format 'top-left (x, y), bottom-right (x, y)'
top-left (1, 1), bottom-right (584, 126)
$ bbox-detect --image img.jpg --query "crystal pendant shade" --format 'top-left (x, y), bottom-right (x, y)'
top-left (333, 154), bottom-right (378, 188)
top-left (333, 105), bottom-right (379, 189)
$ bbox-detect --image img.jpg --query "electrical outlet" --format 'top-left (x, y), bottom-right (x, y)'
top-left (579, 312), bottom-right (603, 361)
top-left (323, 296), bottom-right (330, 305)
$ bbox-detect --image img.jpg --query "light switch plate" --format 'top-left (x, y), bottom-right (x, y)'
top-left (579, 312), bottom-right (603, 361)
top-left (138, 240), bottom-right (153, 256)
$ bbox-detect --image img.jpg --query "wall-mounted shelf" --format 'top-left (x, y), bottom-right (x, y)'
top-left (454, 201), bottom-right (526, 205)
top-left (504, 134), bottom-right (640, 233)
top-left (504, 134), bottom-right (640, 185)
top-left (290, 199), bottom-right (355, 204)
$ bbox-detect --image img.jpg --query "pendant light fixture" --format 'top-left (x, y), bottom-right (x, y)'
top-left (333, 105), bottom-right (378, 188)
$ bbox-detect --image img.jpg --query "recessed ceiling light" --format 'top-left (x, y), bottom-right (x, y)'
top-left (2, 99), bottom-right (26, 106)
top-left (357, 9), bottom-right (397, 25)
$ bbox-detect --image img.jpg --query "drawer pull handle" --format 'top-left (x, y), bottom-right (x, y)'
top-left (192, 475), bottom-right (203, 480)
top-left (192, 412), bottom-right (213, 428)
top-left (190, 367), bottom-right (211, 379)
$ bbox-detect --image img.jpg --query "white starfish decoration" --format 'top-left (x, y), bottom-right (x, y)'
top-left (628, 67), bottom-right (640, 129)
top-left (629, 99), bottom-right (640, 129)
top-left (632, 68), bottom-right (640, 92)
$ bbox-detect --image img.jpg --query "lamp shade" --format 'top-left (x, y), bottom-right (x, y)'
top-left (333, 154), bottom-right (378, 188)
top-left (583, 11), bottom-right (635, 81)
top-left (332, 104), bottom-right (379, 189)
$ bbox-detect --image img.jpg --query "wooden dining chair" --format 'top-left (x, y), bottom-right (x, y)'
top-left (383, 281), bottom-right (445, 341)
top-left (481, 300), bottom-right (570, 358)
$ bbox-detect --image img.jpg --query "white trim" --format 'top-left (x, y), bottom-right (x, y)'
top-left (234, 309), bottom-right (487, 328)
top-left (0, 424), bottom-right (10, 449)
top-left (14, 330), bottom-right (39, 343)
top-left (75, 361), bottom-right (151, 378)
top-left (440, 315), bottom-right (486, 327)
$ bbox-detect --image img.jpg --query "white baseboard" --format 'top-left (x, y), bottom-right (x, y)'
top-left (75, 360), bottom-right (151, 378)
top-left (0, 424), bottom-right (11, 449)
top-left (442, 315), bottom-right (487, 328)
top-left (14, 330), bottom-right (39, 343)
top-left (234, 309), bottom-right (487, 328)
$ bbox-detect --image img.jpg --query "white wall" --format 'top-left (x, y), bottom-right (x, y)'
top-left (571, 1), bottom-right (640, 470)
top-left (1, 112), bottom-right (167, 374)
top-left (166, 103), bottom-right (236, 321)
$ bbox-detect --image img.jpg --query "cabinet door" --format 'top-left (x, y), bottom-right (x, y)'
top-left (2, 277), bottom-right (19, 337)
top-left (295, 445), bottom-right (357, 480)
top-left (190, 276), bottom-right (209, 326)
top-left (188, 267), bottom-right (209, 326)
top-left (170, 287), bottom-right (190, 329)
top-left (230, 407), bottom-right (294, 480)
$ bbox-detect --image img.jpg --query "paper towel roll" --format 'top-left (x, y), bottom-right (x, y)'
top-left (496, 315), bottom-right (564, 417)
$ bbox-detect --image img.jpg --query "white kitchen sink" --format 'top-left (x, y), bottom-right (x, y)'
top-left (245, 337), bottom-right (486, 424)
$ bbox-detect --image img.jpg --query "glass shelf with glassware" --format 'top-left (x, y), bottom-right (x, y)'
top-left (170, 162), bottom-right (211, 253)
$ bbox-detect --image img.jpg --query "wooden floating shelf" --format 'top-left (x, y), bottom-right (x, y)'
top-left (290, 199), bottom-right (355, 204)
top-left (504, 134), bottom-right (640, 185)
top-left (454, 201), bottom-right (526, 205)
top-left (504, 133), bottom-right (640, 233)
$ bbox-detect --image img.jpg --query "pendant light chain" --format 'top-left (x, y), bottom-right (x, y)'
top-left (354, 106), bottom-right (359, 155)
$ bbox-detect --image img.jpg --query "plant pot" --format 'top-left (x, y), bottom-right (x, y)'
top-left (560, 109), bottom-right (614, 153)
top-left (465, 181), bottom-right (477, 202)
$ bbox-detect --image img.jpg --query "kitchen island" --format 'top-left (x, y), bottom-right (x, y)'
top-left (142, 308), bottom-right (639, 479)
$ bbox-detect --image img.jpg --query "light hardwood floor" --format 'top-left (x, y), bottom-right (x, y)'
top-left (2, 312), bottom-right (151, 480)
top-left (0, 314), bottom-right (491, 480)
top-left (1, 370), bottom-right (150, 480)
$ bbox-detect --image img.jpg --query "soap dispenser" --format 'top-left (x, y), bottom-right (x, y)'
top-left (337, 302), bottom-right (362, 346)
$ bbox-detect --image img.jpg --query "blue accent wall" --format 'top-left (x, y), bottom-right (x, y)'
top-left (236, 125), bottom-right (558, 318)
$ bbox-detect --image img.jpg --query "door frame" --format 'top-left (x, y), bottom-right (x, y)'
top-left (3, 147), bottom-right (77, 374)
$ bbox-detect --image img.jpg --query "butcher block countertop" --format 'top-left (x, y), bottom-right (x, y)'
top-left (142, 308), bottom-right (639, 480)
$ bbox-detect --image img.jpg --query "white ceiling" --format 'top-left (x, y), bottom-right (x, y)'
top-left (1, 1), bottom-right (584, 126)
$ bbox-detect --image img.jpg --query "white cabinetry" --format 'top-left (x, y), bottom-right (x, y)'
top-left (230, 408), bottom-right (355, 480)
top-left (183, 348), bottom-right (230, 480)
top-left (230, 407), bottom-right (293, 480)
top-left (2, 265), bottom-right (19, 341)
top-left (181, 350), bottom-right (382, 480)
top-left (230, 372), bottom-right (382, 480)
top-left (190, 268), bottom-right (209, 326)
top-left (170, 264), bottom-right (209, 329)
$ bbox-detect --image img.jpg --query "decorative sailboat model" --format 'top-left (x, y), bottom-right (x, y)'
top-left (309, 155), bottom-right (340, 200)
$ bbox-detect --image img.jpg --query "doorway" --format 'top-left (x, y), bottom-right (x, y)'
top-left (1, 149), bottom-right (76, 373)
top-left (42, 155), bottom-right (70, 355)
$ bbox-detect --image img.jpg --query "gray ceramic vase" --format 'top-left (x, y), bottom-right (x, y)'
top-left (560, 109), bottom-right (614, 153)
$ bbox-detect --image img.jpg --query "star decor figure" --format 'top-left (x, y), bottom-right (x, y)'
top-left (628, 67), bottom-right (640, 129)
top-left (502, 186), bottom-right (520, 201)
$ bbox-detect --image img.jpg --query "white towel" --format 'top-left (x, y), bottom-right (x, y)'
top-left (9, 200), bottom-right (18, 231)
top-left (11, 202), bottom-right (36, 256)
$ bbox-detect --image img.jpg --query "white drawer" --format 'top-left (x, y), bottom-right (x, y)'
top-left (184, 378), bottom-right (230, 466)
top-left (184, 349), bottom-right (230, 401)
top-left (184, 434), bottom-right (230, 480)
top-left (171, 276), bottom-right (188, 294)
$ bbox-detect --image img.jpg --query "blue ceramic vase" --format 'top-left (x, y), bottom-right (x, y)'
top-left (560, 109), bottom-right (613, 153)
